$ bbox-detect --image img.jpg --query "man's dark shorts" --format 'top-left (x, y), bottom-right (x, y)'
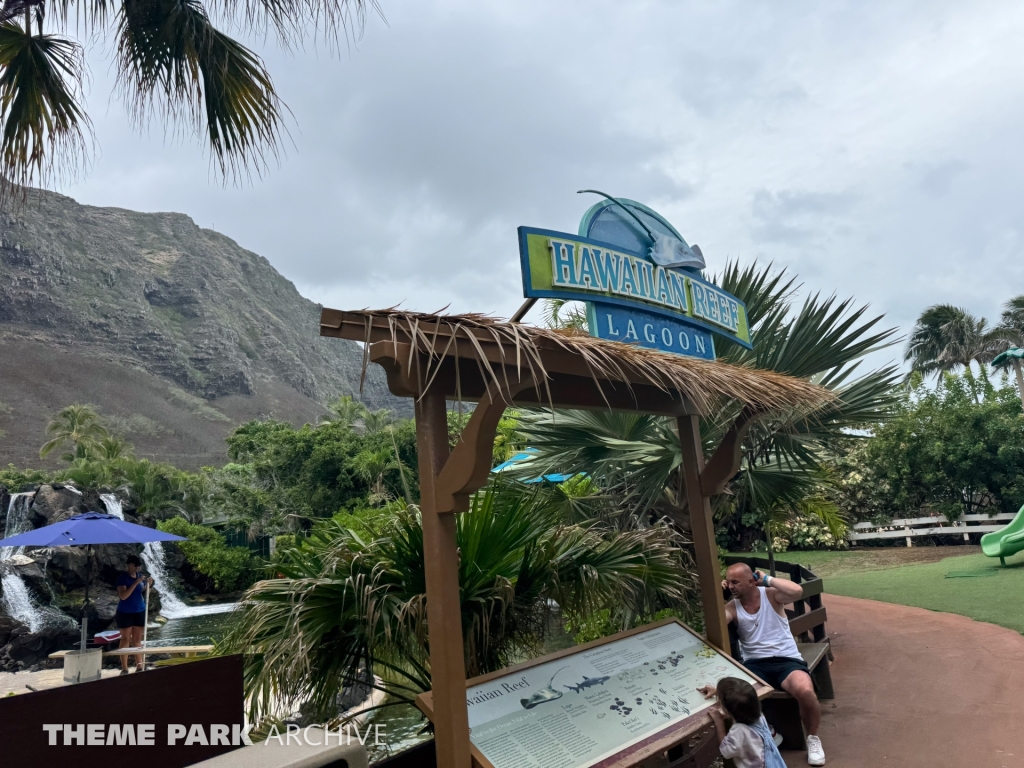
top-left (742, 656), bottom-right (810, 690)
top-left (115, 611), bottom-right (146, 629)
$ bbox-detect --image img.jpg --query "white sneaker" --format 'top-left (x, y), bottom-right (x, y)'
top-left (806, 734), bottom-right (826, 766)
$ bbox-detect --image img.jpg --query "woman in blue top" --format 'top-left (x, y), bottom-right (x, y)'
top-left (115, 555), bottom-right (153, 675)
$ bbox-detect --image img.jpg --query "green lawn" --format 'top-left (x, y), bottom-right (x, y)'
top-left (825, 550), bottom-right (1024, 634)
top-left (728, 546), bottom-right (979, 579)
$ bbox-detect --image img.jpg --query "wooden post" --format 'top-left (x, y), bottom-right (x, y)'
top-left (678, 414), bottom-right (731, 655)
top-left (415, 392), bottom-right (472, 768)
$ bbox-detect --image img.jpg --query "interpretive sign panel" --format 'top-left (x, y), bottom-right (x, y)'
top-left (417, 619), bottom-right (771, 768)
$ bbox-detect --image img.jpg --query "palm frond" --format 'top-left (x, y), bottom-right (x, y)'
top-left (115, 0), bottom-right (285, 179)
top-left (202, 0), bottom-right (382, 51)
top-left (542, 298), bottom-right (589, 332)
top-left (0, 22), bottom-right (90, 195)
top-left (221, 480), bottom-right (694, 723)
top-left (906, 304), bottom-right (1010, 376)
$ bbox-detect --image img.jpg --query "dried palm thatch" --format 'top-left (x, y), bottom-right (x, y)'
top-left (321, 308), bottom-right (835, 416)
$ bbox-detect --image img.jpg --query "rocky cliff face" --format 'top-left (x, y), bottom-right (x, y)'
top-left (0, 188), bottom-right (402, 467)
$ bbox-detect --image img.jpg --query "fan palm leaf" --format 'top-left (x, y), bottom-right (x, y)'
top-left (520, 261), bottom-right (899, 547)
top-left (115, 0), bottom-right (283, 178)
top-left (221, 479), bottom-right (693, 723)
top-left (0, 21), bottom-right (89, 192)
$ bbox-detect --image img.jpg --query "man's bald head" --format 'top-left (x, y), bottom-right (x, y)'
top-left (725, 562), bottom-right (758, 599)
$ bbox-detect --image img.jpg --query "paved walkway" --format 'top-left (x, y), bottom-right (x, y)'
top-left (782, 594), bottom-right (1024, 768)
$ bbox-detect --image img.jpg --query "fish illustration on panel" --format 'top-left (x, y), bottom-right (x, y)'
top-left (564, 675), bottom-right (611, 694)
top-left (520, 666), bottom-right (569, 710)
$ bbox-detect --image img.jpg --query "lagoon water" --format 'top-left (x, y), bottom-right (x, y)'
top-left (146, 603), bottom-right (237, 647)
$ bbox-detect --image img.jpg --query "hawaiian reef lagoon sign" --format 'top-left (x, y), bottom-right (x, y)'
top-left (416, 619), bottom-right (771, 768)
top-left (518, 196), bottom-right (751, 359)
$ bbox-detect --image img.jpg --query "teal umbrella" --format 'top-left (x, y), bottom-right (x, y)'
top-left (991, 347), bottom-right (1024, 410)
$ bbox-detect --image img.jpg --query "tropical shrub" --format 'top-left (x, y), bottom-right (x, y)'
top-left (0, 464), bottom-right (50, 491)
top-left (749, 516), bottom-right (847, 553)
top-left (518, 262), bottom-right (901, 557)
top-left (834, 369), bottom-right (1024, 520)
top-left (158, 518), bottom-right (255, 592)
top-left (565, 607), bottom-right (700, 645)
top-left (223, 416), bottom-right (419, 521)
top-left (220, 479), bottom-right (696, 722)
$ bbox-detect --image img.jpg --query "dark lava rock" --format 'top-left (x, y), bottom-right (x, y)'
top-left (93, 544), bottom-right (145, 586)
top-left (0, 624), bottom-right (77, 671)
top-left (60, 585), bottom-right (120, 631)
top-left (14, 559), bottom-right (49, 600)
top-left (0, 615), bottom-right (25, 647)
top-left (44, 546), bottom-right (90, 590)
top-left (29, 484), bottom-right (88, 526)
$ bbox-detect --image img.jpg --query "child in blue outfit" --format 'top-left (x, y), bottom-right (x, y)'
top-left (699, 677), bottom-right (787, 768)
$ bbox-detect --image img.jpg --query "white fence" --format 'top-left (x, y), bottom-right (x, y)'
top-left (849, 513), bottom-right (1014, 547)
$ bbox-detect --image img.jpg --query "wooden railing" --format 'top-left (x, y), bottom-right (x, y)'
top-left (849, 513), bottom-right (1013, 546)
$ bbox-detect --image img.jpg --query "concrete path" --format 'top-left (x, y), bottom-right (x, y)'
top-left (0, 666), bottom-right (124, 697)
top-left (782, 594), bottom-right (1024, 768)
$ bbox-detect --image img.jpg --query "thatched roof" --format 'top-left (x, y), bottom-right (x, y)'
top-left (320, 308), bottom-right (833, 417)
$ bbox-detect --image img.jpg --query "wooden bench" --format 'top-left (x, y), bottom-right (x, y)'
top-left (849, 513), bottom-right (1014, 546)
top-left (49, 645), bottom-right (214, 660)
top-left (760, 643), bottom-right (833, 751)
top-left (723, 556), bottom-right (834, 751)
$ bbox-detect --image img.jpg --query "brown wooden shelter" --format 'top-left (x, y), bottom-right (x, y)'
top-left (320, 307), bottom-right (832, 768)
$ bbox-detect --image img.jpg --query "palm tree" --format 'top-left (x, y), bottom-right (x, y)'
top-left (542, 298), bottom-right (588, 332)
top-left (92, 435), bottom-right (135, 461)
top-left (39, 403), bottom-right (108, 460)
top-left (905, 304), bottom-right (1009, 376)
top-left (0, 0), bottom-right (377, 195)
top-left (361, 408), bottom-right (393, 434)
top-left (319, 394), bottom-right (369, 429)
top-left (350, 445), bottom-right (399, 505)
top-left (219, 478), bottom-right (693, 723)
top-left (119, 458), bottom-right (201, 520)
top-left (905, 297), bottom-right (1024, 407)
top-left (516, 262), bottom-right (902, 563)
top-left (990, 297), bottom-right (1024, 410)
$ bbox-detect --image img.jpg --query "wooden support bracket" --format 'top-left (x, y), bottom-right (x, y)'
top-left (435, 378), bottom-right (534, 514)
top-left (699, 408), bottom-right (758, 496)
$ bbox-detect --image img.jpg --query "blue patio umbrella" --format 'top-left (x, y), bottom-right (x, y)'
top-left (0, 511), bottom-right (186, 654)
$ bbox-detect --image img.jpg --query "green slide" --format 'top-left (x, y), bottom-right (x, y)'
top-left (981, 504), bottom-right (1024, 566)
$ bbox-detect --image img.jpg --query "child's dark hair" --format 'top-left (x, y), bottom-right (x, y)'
top-left (126, 555), bottom-right (142, 567)
top-left (716, 677), bottom-right (761, 725)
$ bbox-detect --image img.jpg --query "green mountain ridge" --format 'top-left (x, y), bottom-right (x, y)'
top-left (0, 188), bottom-right (401, 469)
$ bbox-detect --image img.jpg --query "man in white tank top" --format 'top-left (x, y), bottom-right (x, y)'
top-left (723, 563), bottom-right (826, 766)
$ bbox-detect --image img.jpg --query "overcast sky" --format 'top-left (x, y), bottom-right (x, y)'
top-left (64, 0), bottom-right (1024, 372)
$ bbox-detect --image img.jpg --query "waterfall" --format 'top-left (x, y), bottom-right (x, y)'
top-left (141, 539), bottom-right (191, 617)
top-left (1, 492), bottom-right (35, 555)
top-left (1, 493), bottom-right (46, 631)
top-left (98, 493), bottom-right (125, 522)
top-left (100, 493), bottom-right (191, 618)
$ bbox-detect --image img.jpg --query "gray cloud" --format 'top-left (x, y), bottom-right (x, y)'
top-left (60, 0), bottom-right (1024, 370)
top-left (750, 189), bottom-right (859, 246)
top-left (906, 160), bottom-right (969, 197)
